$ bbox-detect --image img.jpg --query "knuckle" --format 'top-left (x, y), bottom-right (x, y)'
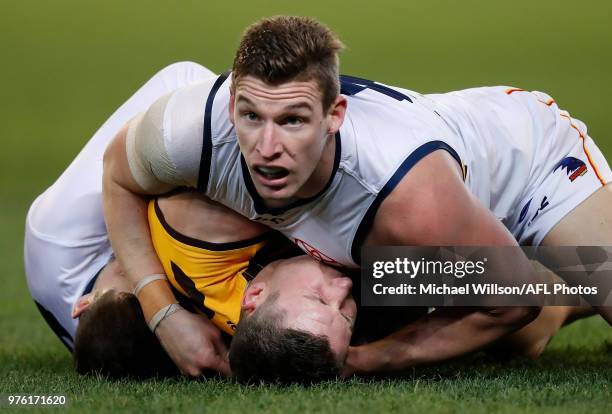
top-left (194, 351), bottom-right (213, 368)
top-left (496, 306), bottom-right (540, 326)
top-left (184, 364), bottom-right (202, 377)
top-left (187, 368), bottom-right (202, 377)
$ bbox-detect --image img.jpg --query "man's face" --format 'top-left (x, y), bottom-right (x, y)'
top-left (230, 76), bottom-right (345, 207)
top-left (247, 256), bottom-right (357, 364)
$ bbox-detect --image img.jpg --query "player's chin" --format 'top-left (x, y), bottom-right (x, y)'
top-left (254, 182), bottom-right (297, 202)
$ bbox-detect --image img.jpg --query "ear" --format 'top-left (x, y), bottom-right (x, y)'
top-left (72, 293), bottom-right (95, 318)
top-left (326, 95), bottom-right (347, 135)
top-left (240, 282), bottom-right (266, 314)
top-left (228, 91), bottom-right (236, 125)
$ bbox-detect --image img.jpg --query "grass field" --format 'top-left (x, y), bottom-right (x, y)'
top-left (1, 1), bottom-right (611, 413)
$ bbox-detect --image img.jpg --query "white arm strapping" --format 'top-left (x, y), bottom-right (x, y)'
top-left (148, 303), bottom-right (184, 333)
top-left (132, 273), bottom-right (167, 297)
top-left (125, 92), bottom-right (189, 193)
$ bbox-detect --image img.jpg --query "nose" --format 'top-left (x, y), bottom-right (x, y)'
top-left (257, 122), bottom-right (282, 160)
top-left (326, 277), bottom-right (353, 308)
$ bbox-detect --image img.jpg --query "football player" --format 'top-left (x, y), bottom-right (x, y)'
top-left (101, 16), bottom-right (612, 380)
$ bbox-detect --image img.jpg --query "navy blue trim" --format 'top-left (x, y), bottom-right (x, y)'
top-left (153, 199), bottom-right (269, 250)
top-left (340, 74), bottom-right (413, 103)
top-left (34, 301), bottom-right (73, 352)
top-left (170, 262), bottom-right (215, 319)
top-left (81, 262), bottom-right (107, 296)
top-left (241, 132), bottom-right (342, 216)
top-left (350, 141), bottom-right (462, 264)
top-left (197, 70), bottom-right (231, 192)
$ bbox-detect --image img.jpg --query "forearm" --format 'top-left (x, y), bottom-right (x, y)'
top-left (99, 115), bottom-right (232, 376)
top-left (103, 175), bottom-right (176, 319)
top-left (102, 123), bottom-right (177, 321)
top-left (350, 306), bottom-right (538, 374)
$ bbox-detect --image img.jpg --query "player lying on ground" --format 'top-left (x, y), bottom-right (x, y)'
top-left (27, 184), bottom-right (594, 381)
top-left (23, 107), bottom-right (594, 380)
top-left (20, 58), bottom-right (339, 376)
top-left (82, 191), bottom-right (598, 382)
top-left (21, 60), bottom-right (404, 378)
top-left (24, 101), bottom-right (595, 378)
top-left (101, 16), bottom-right (612, 378)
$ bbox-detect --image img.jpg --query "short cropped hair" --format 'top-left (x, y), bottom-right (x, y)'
top-left (229, 292), bottom-right (340, 385)
top-left (232, 16), bottom-right (345, 111)
top-left (73, 290), bottom-right (179, 379)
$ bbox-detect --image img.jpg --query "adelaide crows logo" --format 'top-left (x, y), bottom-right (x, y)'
top-left (294, 238), bottom-right (340, 266)
top-left (553, 157), bottom-right (587, 182)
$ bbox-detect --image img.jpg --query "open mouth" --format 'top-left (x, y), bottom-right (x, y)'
top-left (255, 166), bottom-right (289, 181)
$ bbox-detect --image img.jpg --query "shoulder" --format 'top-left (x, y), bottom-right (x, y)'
top-left (369, 150), bottom-right (464, 244)
top-left (369, 149), bottom-right (518, 247)
top-left (127, 73), bottom-right (235, 190)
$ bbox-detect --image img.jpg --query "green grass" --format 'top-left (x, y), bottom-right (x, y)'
top-left (1, 318), bottom-right (610, 413)
top-left (1, 1), bottom-right (611, 412)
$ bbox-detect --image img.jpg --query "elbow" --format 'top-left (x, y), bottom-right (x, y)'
top-left (490, 306), bottom-right (541, 329)
top-left (102, 122), bottom-right (130, 178)
top-left (102, 136), bottom-right (119, 177)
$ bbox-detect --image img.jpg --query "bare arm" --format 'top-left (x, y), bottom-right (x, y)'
top-left (346, 307), bottom-right (535, 374)
top-left (102, 123), bottom-right (174, 317)
top-left (345, 150), bottom-right (540, 375)
top-left (102, 121), bottom-right (230, 376)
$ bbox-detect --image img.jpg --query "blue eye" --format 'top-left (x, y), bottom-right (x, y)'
top-left (244, 112), bottom-right (259, 121)
top-left (285, 116), bottom-right (303, 126)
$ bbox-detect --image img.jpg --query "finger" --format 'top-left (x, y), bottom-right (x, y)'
top-left (340, 366), bottom-right (354, 379)
top-left (212, 356), bottom-right (232, 377)
top-left (212, 335), bottom-right (229, 354)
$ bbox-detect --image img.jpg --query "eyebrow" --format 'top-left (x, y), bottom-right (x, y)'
top-left (236, 95), bottom-right (254, 106)
top-left (303, 294), bottom-right (352, 324)
top-left (236, 95), bottom-right (313, 112)
top-left (303, 294), bottom-right (324, 304)
top-left (286, 102), bottom-right (313, 111)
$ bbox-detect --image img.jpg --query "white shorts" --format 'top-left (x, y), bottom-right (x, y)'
top-left (23, 62), bottom-right (215, 350)
top-left (433, 86), bottom-right (612, 246)
top-left (501, 90), bottom-right (612, 245)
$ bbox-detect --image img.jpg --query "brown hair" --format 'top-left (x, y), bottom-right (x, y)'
top-left (73, 290), bottom-right (179, 379)
top-left (229, 292), bottom-right (340, 385)
top-left (232, 16), bottom-right (345, 111)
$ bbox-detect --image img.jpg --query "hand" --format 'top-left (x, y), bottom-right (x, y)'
top-left (341, 346), bottom-right (360, 378)
top-left (341, 345), bottom-right (373, 378)
top-left (341, 342), bottom-right (394, 378)
top-left (155, 309), bottom-right (231, 377)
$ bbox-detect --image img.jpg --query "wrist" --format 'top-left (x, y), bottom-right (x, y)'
top-left (133, 275), bottom-right (176, 321)
top-left (148, 302), bottom-right (184, 332)
top-left (356, 339), bottom-right (410, 374)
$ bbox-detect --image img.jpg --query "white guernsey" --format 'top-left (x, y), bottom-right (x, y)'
top-left (24, 62), bottom-right (215, 349)
top-left (126, 72), bottom-right (611, 268)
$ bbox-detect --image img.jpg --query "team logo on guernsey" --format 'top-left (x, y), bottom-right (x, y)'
top-left (518, 198), bottom-right (532, 224)
top-left (294, 238), bottom-right (340, 266)
top-left (553, 157), bottom-right (587, 182)
top-left (519, 196), bottom-right (550, 227)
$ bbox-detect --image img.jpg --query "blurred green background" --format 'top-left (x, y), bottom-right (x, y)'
top-left (1, 1), bottom-right (610, 412)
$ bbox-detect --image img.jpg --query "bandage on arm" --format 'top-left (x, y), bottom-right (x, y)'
top-left (126, 93), bottom-right (188, 193)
